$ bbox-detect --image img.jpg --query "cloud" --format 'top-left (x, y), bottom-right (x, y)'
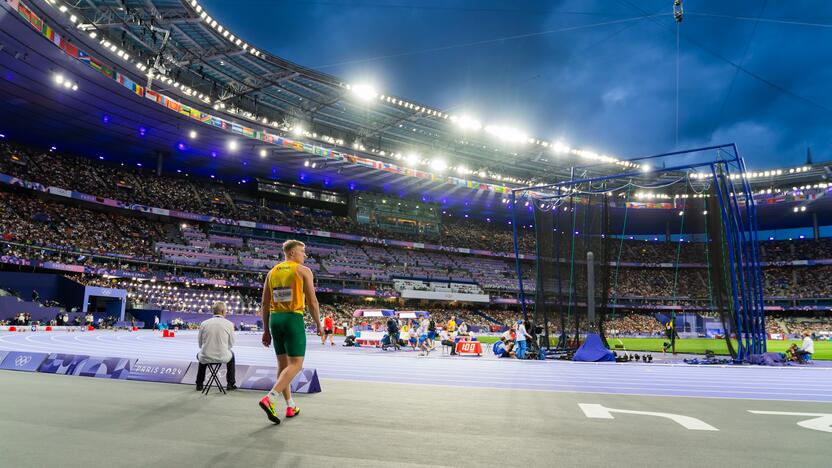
top-left (203, 0), bottom-right (832, 167)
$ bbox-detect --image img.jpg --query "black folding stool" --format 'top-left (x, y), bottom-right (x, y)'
top-left (202, 363), bottom-right (227, 395)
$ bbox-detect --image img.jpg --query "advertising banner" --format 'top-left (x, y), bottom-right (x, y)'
top-left (127, 359), bottom-right (192, 383)
top-left (239, 366), bottom-right (321, 393)
top-left (38, 353), bottom-right (135, 379)
top-left (0, 351), bottom-right (48, 372)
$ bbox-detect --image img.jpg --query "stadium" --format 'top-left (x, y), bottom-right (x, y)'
top-left (0, 0), bottom-right (830, 466)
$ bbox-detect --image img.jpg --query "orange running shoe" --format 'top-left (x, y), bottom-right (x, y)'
top-left (285, 406), bottom-right (301, 418)
top-left (258, 396), bottom-right (281, 424)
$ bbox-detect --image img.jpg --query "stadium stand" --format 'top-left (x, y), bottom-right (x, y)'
top-left (1, 140), bottom-right (832, 338)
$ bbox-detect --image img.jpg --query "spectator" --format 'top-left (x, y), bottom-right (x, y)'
top-left (196, 302), bottom-right (237, 391)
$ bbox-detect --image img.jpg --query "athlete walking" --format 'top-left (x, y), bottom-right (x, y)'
top-left (259, 240), bottom-right (322, 424)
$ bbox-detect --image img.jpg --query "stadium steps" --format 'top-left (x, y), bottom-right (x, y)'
top-left (223, 192), bottom-right (238, 214)
top-left (473, 309), bottom-right (502, 325)
top-left (163, 223), bottom-right (184, 243)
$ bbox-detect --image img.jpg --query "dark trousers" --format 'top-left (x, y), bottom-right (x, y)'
top-left (441, 339), bottom-right (457, 354)
top-left (196, 353), bottom-right (236, 387)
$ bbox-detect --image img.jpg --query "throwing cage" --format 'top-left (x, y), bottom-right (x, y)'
top-left (512, 145), bottom-right (766, 362)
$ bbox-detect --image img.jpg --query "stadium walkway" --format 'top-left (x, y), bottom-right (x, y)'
top-left (1, 371), bottom-right (829, 467)
top-left (1, 331), bottom-right (831, 402)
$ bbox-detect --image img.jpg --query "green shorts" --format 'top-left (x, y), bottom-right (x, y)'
top-left (269, 312), bottom-right (307, 357)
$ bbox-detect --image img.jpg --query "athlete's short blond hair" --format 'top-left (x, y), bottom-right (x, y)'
top-left (282, 239), bottom-right (305, 255)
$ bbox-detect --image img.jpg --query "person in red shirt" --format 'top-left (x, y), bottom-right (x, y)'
top-left (321, 314), bottom-right (335, 346)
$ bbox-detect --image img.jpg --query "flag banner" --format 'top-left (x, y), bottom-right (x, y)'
top-left (18, 0), bottom-right (530, 198)
top-left (16, 2), bottom-right (31, 22)
top-left (77, 50), bottom-right (90, 65)
top-left (28, 10), bottom-right (42, 31)
top-left (146, 89), bottom-right (161, 103)
top-left (164, 98), bottom-right (181, 113)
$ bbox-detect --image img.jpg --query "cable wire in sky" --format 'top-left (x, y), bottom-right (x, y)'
top-left (313, 13), bottom-right (671, 70)
top-left (618, 0), bottom-right (832, 117)
top-left (686, 12), bottom-right (832, 29)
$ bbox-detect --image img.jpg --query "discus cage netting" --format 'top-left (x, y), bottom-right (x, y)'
top-left (511, 145), bottom-right (767, 362)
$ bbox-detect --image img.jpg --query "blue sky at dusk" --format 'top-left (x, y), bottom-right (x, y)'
top-left (202, 0), bottom-right (832, 169)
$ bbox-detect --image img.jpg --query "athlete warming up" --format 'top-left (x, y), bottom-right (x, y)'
top-left (259, 240), bottom-right (322, 425)
top-left (321, 313), bottom-right (335, 346)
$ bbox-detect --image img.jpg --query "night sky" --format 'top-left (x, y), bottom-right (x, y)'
top-left (202, 0), bottom-right (832, 169)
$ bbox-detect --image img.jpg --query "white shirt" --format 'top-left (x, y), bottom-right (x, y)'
top-left (198, 315), bottom-right (235, 364)
top-left (346, 327), bottom-right (354, 336)
top-left (802, 336), bottom-right (814, 354)
top-left (516, 323), bottom-right (528, 342)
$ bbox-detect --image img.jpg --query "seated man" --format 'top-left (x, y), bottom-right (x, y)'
top-left (196, 302), bottom-right (237, 391)
top-left (440, 329), bottom-right (458, 355)
top-left (408, 323), bottom-right (419, 350)
top-left (343, 325), bottom-right (356, 346)
top-left (797, 331), bottom-right (814, 363)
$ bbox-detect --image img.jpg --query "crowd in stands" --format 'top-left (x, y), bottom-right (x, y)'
top-left (0, 142), bottom-right (231, 218)
top-left (3, 142), bottom-right (832, 331)
top-left (0, 192), bottom-right (165, 258)
top-left (0, 142), bottom-right (533, 253)
top-left (125, 281), bottom-right (261, 315)
top-left (4, 192), bottom-right (832, 304)
top-left (604, 314), bottom-right (665, 336)
top-left (762, 239), bottom-right (832, 262)
top-left (766, 315), bottom-right (832, 337)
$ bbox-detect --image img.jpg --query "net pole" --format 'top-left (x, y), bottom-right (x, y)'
top-left (586, 251), bottom-right (595, 328)
top-left (608, 184), bottom-right (633, 329)
top-left (511, 191), bottom-right (528, 323)
top-left (712, 164), bottom-right (746, 361)
top-left (669, 182), bottom-right (690, 355)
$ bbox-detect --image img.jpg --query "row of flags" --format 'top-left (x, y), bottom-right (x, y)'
top-left (15, 0), bottom-right (516, 197)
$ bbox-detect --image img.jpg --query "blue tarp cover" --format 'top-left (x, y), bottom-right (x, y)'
top-left (573, 333), bottom-right (616, 362)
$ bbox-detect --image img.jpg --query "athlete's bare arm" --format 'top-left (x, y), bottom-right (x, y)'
top-left (261, 275), bottom-right (272, 347)
top-left (298, 265), bottom-right (322, 335)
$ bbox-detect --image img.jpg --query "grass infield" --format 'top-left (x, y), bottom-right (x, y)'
top-left (476, 336), bottom-right (830, 360)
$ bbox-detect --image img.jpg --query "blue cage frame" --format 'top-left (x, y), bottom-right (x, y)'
top-left (510, 144), bottom-right (767, 362)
